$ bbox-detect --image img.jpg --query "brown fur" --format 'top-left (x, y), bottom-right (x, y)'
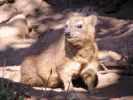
top-left (57, 14), bottom-right (99, 91)
top-left (21, 13), bottom-right (122, 91)
top-left (21, 14), bottom-right (99, 90)
top-left (21, 30), bottom-right (65, 88)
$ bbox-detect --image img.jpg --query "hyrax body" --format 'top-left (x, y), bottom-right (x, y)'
top-left (21, 14), bottom-right (99, 90)
top-left (57, 14), bottom-right (99, 91)
top-left (21, 30), bottom-right (65, 88)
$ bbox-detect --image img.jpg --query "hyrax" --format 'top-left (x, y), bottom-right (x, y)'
top-left (21, 30), bottom-right (65, 88)
top-left (21, 14), bottom-right (99, 91)
top-left (57, 14), bottom-right (99, 91)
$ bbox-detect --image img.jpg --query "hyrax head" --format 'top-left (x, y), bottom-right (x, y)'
top-left (64, 14), bottom-right (97, 45)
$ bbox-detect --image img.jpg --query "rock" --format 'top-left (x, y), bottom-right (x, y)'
top-left (0, 14), bottom-right (29, 49)
top-left (0, 4), bottom-right (17, 23)
top-left (13, 0), bottom-right (51, 16)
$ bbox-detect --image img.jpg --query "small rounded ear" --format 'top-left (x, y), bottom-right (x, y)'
top-left (86, 15), bottom-right (97, 26)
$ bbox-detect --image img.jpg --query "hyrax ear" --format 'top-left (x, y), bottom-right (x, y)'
top-left (86, 15), bottom-right (97, 26)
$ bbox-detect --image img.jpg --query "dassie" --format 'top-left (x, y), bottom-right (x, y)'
top-left (57, 14), bottom-right (99, 91)
top-left (21, 14), bottom-right (99, 91)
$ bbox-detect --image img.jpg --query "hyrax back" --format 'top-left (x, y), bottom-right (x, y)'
top-left (58, 14), bottom-right (99, 91)
top-left (21, 31), bottom-right (65, 88)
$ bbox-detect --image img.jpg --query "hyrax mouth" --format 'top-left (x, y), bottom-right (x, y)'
top-left (66, 36), bottom-right (80, 42)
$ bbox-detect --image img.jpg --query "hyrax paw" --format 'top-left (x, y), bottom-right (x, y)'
top-left (64, 86), bottom-right (74, 91)
top-left (65, 86), bottom-right (87, 92)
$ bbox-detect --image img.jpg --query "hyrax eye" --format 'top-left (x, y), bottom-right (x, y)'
top-left (64, 24), bottom-right (68, 28)
top-left (76, 24), bottom-right (82, 28)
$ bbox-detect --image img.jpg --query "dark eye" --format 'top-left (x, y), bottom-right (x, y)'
top-left (76, 24), bottom-right (82, 28)
top-left (64, 24), bottom-right (68, 28)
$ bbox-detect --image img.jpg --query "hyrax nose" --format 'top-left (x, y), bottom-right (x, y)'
top-left (65, 32), bottom-right (71, 37)
top-left (64, 29), bottom-right (71, 37)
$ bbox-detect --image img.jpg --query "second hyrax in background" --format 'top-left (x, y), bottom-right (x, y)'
top-left (57, 14), bottom-right (99, 91)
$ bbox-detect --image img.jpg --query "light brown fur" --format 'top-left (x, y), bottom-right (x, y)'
top-left (21, 14), bottom-right (122, 90)
top-left (21, 31), bottom-right (65, 88)
top-left (21, 14), bottom-right (99, 90)
top-left (57, 14), bottom-right (99, 91)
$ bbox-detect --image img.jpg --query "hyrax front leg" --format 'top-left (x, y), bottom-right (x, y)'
top-left (58, 61), bottom-right (81, 91)
top-left (80, 62), bottom-right (98, 91)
